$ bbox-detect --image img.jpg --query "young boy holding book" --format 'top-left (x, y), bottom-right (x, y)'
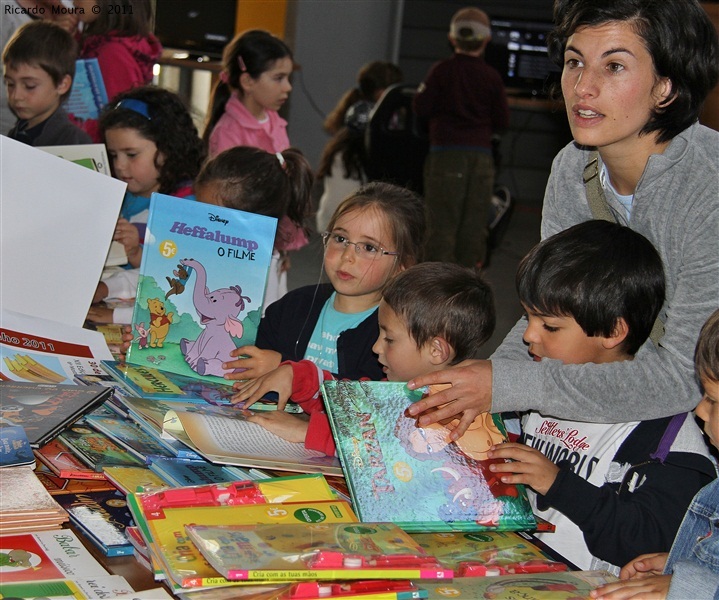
top-left (232, 261), bottom-right (496, 455)
top-left (486, 221), bottom-right (715, 574)
top-left (594, 309), bottom-right (719, 600)
top-left (3, 20), bottom-right (91, 145)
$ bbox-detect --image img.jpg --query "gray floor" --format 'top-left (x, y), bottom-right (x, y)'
top-left (287, 199), bottom-right (542, 358)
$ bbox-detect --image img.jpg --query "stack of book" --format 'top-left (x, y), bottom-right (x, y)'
top-left (0, 466), bottom-right (69, 534)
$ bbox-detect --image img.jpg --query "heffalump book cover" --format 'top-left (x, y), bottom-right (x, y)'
top-left (322, 381), bottom-right (536, 533)
top-left (125, 193), bottom-right (277, 384)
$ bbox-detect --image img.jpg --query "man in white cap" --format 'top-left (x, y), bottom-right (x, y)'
top-left (413, 6), bottom-right (509, 269)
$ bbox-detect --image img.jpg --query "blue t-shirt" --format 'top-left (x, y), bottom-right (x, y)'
top-left (304, 292), bottom-right (377, 373)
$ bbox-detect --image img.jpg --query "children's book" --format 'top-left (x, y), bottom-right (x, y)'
top-left (35, 463), bottom-right (117, 495)
top-left (1, 138), bottom-right (126, 327)
top-left (322, 381), bottom-right (536, 533)
top-left (0, 421), bottom-right (35, 468)
top-left (0, 381), bottom-right (113, 448)
top-left (37, 143), bottom-right (111, 176)
top-left (416, 570), bottom-right (619, 599)
top-left (66, 58), bottom-right (108, 122)
top-left (120, 395), bottom-right (343, 476)
top-left (142, 500), bottom-right (358, 589)
top-left (0, 575), bottom-right (138, 599)
top-left (409, 531), bottom-right (569, 577)
top-left (102, 465), bottom-right (169, 495)
top-left (0, 466), bottom-right (68, 525)
top-left (0, 309), bottom-right (113, 384)
top-left (146, 456), bottom-right (259, 487)
top-left (184, 522), bottom-right (453, 582)
top-left (83, 413), bottom-right (175, 462)
top-left (124, 192), bottom-right (278, 384)
top-left (283, 581), bottom-right (428, 600)
top-left (53, 489), bottom-right (135, 556)
top-left (34, 438), bottom-right (109, 480)
top-left (58, 424), bottom-right (145, 471)
top-left (0, 529), bottom-right (108, 583)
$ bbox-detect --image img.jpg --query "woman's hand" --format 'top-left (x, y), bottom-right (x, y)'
top-left (487, 442), bottom-right (560, 495)
top-left (232, 364), bottom-right (293, 411)
top-left (407, 360), bottom-right (493, 440)
top-left (223, 346), bottom-right (282, 381)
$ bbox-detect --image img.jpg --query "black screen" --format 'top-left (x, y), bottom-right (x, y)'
top-left (485, 18), bottom-right (561, 98)
top-left (154, 0), bottom-right (237, 59)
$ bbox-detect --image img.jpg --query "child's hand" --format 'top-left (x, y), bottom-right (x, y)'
top-left (93, 282), bottom-right (109, 304)
top-left (487, 442), bottom-right (560, 495)
top-left (244, 410), bottom-right (309, 444)
top-left (223, 346), bottom-right (281, 381)
top-left (619, 553), bottom-right (668, 580)
top-left (86, 306), bottom-right (114, 324)
top-left (114, 219), bottom-right (142, 266)
top-left (590, 574), bottom-right (671, 599)
top-left (232, 364), bottom-right (293, 411)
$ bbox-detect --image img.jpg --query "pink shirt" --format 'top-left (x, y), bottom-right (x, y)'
top-left (208, 94), bottom-right (289, 156)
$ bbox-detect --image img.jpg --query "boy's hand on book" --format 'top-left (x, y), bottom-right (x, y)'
top-left (231, 364), bottom-right (293, 411)
top-left (224, 346), bottom-right (281, 380)
top-left (244, 410), bottom-right (309, 444)
top-left (619, 553), bottom-right (668, 580)
top-left (486, 442), bottom-right (559, 495)
top-left (407, 359), bottom-right (492, 440)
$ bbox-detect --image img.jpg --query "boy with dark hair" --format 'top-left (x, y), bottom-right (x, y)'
top-left (3, 20), bottom-right (91, 145)
top-left (413, 6), bottom-right (509, 268)
top-left (488, 220), bottom-right (715, 575)
top-left (232, 261), bottom-right (496, 455)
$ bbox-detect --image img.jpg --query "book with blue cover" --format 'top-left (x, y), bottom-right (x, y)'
top-left (66, 58), bottom-right (108, 121)
top-left (124, 193), bottom-right (277, 385)
top-left (146, 456), bottom-right (254, 487)
top-left (322, 381), bottom-right (536, 533)
top-left (0, 421), bottom-right (34, 468)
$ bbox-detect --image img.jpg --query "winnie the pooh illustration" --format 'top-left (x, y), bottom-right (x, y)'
top-left (147, 298), bottom-right (173, 348)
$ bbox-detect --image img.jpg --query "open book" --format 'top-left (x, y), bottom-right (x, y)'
top-left (120, 396), bottom-right (343, 476)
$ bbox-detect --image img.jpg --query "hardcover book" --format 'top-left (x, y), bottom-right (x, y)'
top-left (58, 424), bottom-right (145, 471)
top-left (120, 395), bottom-right (343, 476)
top-left (53, 489), bottom-right (135, 556)
top-left (66, 58), bottom-right (108, 121)
top-left (124, 192), bottom-right (277, 384)
top-left (0, 529), bottom-right (108, 583)
top-left (146, 456), bottom-right (257, 487)
top-left (417, 570), bottom-right (618, 599)
top-left (0, 421), bottom-right (34, 468)
top-left (142, 500), bottom-right (358, 589)
top-left (184, 522), bottom-right (453, 582)
top-left (102, 465), bottom-right (169, 495)
top-left (0, 381), bottom-right (113, 448)
top-left (322, 381), bottom-right (536, 532)
top-left (409, 530), bottom-right (569, 576)
top-left (83, 413), bottom-right (175, 462)
top-left (35, 463), bottom-right (117, 495)
top-left (33, 438), bottom-right (109, 480)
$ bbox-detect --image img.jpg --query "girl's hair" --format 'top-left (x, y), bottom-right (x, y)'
top-left (323, 61), bottom-right (403, 135)
top-left (203, 30), bottom-right (292, 146)
top-left (99, 86), bottom-right (205, 195)
top-left (326, 182), bottom-right (426, 269)
top-left (695, 309), bottom-right (719, 384)
top-left (195, 146), bottom-right (314, 228)
top-left (317, 127), bottom-right (366, 180)
top-left (547, 0), bottom-right (719, 143)
top-left (81, 0), bottom-right (154, 37)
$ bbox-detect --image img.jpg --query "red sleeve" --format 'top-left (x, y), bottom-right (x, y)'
top-left (305, 411), bottom-right (336, 456)
top-left (285, 360), bottom-right (333, 411)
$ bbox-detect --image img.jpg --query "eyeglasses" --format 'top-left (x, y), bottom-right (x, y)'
top-left (322, 232), bottom-right (399, 260)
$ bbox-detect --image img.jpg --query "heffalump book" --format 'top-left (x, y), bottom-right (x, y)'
top-left (125, 193), bottom-right (277, 384)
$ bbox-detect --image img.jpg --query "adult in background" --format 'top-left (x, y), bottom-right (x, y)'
top-left (407, 0), bottom-right (719, 436)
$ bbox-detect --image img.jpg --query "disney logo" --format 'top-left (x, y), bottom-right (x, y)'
top-left (351, 438), bottom-right (364, 469)
top-left (208, 214), bottom-right (229, 225)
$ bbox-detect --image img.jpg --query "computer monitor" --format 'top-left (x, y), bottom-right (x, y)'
top-left (485, 18), bottom-right (561, 98)
top-left (154, 0), bottom-right (237, 60)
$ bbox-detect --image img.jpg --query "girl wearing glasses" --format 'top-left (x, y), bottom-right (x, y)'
top-left (222, 181), bottom-right (426, 387)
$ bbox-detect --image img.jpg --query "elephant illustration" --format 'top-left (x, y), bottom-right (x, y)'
top-left (179, 258), bottom-right (251, 377)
